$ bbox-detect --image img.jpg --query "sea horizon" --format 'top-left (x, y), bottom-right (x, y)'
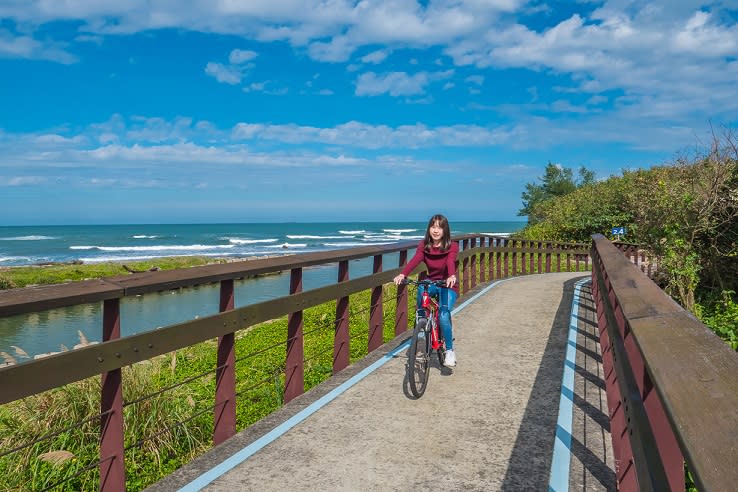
top-left (0, 220), bottom-right (527, 267)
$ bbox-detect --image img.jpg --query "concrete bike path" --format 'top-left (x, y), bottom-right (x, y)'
top-left (148, 272), bottom-right (614, 491)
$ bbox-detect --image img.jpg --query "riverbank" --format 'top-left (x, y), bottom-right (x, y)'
top-left (0, 255), bottom-right (282, 290)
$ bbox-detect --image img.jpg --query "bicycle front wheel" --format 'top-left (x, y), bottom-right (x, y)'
top-left (408, 317), bottom-right (431, 398)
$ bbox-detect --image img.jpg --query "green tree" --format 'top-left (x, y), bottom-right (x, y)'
top-left (519, 162), bottom-right (596, 224)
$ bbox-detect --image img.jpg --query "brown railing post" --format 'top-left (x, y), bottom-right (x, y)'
top-left (537, 241), bottom-right (543, 273)
top-left (334, 260), bottom-right (350, 373)
top-left (368, 255), bottom-right (384, 352)
top-left (214, 279), bottom-right (236, 445)
top-left (100, 298), bottom-right (124, 492)
top-left (455, 240), bottom-right (461, 289)
top-left (495, 238), bottom-right (504, 280)
top-left (520, 239), bottom-right (526, 275)
top-left (394, 251), bottom-right (408, 336)
top-left (487, 237), bottom-right (494, 281)
top-left (462, 239), bottom-right (470, 294)
top-left (512, 239), bottom-right (518, 276)
top-left (284, 268), bottom-right (304, 403)
top-left (471, 237), bottom-right (478, 288)
top-left (478, 237), bottom-right (486, 283)
top-left (503, 238), bottom-right (509, 278)
top-left (545, 242), bottom-right (552, 273)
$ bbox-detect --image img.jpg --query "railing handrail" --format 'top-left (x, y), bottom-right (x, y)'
top-left (591, 233), bottom-right (738, 491)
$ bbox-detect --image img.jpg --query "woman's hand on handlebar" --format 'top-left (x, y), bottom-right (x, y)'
top-left (393, 274), bottom-right (406, 285)
top-left (446, 275), bottom-right (457, 288)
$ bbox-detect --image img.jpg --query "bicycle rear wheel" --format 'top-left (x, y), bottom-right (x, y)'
top-left (408, 317), bottom-right (431, 398)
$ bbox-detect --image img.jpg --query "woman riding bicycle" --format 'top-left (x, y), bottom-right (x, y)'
top-left (393, 214), bottom-right (459, 367)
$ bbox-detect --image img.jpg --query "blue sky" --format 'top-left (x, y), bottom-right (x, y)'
top-left (0, 1), bottom-right (736, 225)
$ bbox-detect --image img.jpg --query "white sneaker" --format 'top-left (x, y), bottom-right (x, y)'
top-left (444, 349), bottom-right (456, 367)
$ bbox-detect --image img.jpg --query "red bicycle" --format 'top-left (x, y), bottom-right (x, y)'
top-left (403, 278), bottom-right (448, 398)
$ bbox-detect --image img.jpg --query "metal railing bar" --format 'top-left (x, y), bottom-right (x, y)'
top-left (39, 454), bottom-right (113, 492)
top-left (0, 409), bottom-right (111, 460)
top-left (303, 344), bottom-right (335, 365)
top-left (123, 401), bottom-right (223, 452)
top-left (234, 374), bottom-right (278, 397)
top-left (233, 339), bottom-right (287, 365)
top-left (301, 323), bottom-right (333, 338)
top-left (122, 365), bottom-right (221, 409)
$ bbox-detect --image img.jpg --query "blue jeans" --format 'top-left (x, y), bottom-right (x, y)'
top-left (417, 284), bottom-right (457, 350)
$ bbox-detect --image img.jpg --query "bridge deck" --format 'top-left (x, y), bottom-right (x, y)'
top-left (148, 272), bottom-right (615, 491)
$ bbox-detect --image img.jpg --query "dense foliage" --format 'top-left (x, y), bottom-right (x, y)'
top-left (518, 162), bottom-right (596, 224)
top-left (518, 131), bottom-right (738, 348)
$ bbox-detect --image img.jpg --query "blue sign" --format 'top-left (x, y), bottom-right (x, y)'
top-left (611, 226), bottom-right (625, 235)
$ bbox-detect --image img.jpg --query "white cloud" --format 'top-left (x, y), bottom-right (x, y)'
top-left (232, 119), bottom-right (514, 148)
top-left (204, 61), bottom-right (243, 84)
top-left (241, 81), bottom-right (287, 94)
top-left (229, 49), bottom-right (258, 64)
top-left (465, 75), bottom-right (484, 85)
top-left (355, 70), bottom-right (453, 97)
top-left (308, 35), bottom-right (355, 62)
top-left (361, 49), bottom-right (389, 64)
top-left (0, 28), bottom-right (77, 63)
top-left (0, 176), bottom-right (48, 186)
top-left (243, 82), bottom-right (267, 92)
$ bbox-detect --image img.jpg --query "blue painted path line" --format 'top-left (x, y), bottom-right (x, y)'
top-left (179, 277), bottom-right (512, 491)
top-left (548, 278), bottom-right (590, 492)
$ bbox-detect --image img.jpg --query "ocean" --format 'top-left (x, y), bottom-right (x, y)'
top-left (0, 221), bottom-right (525, 267)
top-left (0, 221), bottom-right (525, 360)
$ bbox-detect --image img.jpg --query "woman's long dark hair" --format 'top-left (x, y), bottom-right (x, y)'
top-left (424, 214), bottom-right (451, 252)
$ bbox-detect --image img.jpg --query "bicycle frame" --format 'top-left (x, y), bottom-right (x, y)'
top-left (419, 289), bottom-right (444, 352)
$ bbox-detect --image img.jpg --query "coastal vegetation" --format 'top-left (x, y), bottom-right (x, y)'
top-left (517, 130), bottom-right (738, 350)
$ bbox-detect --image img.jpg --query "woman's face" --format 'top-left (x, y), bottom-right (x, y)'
top-left (429, 221), bottom-right (444, 243)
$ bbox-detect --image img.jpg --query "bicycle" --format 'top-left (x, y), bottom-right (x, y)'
top-left (402, 278), bottom-right (450, 398)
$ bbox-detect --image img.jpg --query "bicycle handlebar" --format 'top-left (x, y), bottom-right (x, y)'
top-left (401, 278), bottom-right (449, 288)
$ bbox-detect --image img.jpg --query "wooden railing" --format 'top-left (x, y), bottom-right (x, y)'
top-left (591, 234), bottom-right (738, 491)
top-left (0, 235), bottom-right (594, 490)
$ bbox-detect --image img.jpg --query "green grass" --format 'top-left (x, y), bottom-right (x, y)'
top-left (0, 256), bottom-right (229, 290)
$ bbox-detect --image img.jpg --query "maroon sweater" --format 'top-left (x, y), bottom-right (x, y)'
top-left (402, 240), bottom-right (459, 294)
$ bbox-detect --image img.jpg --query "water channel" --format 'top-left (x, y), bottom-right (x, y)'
top-left (0, 255), bottom-right (399, 361)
